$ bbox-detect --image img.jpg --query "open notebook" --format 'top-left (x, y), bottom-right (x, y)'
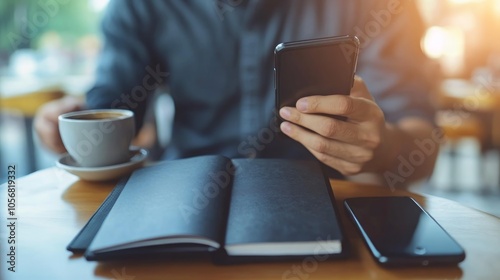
top-left (67, 156), bottom-right (346, 262)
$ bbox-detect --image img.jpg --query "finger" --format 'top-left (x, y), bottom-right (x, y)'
top-left (350, 75), bottom-right (374, 101)
top-left (33, 96), bottom-right (82, 154)
top-left (45, 125), bottom-right (67, 154)
top-left (281, 122), bottom-right (364, 175)
top-left (307, 148), bottom-right (364, 176)
top-left (280, 121), bottom-right (373, 164)
top-left (295, 76), bottom-right (377, 121)
top-left (34, 114), bottom-right (66, 153)
top-left (280, 107), bottom-right (362, 144)
top-left (295, 94), bottom-right (375, 121)
top-left (45, 96), bottom-right (84, 121)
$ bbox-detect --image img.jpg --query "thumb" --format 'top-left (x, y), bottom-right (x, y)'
top-left (350, 75), bottom-right (374, 101)
top-left (60, 95), bottom-right (84, 111)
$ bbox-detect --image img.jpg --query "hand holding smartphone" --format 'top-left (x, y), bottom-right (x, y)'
top-left (344, 196), bottom-right (466, 267)
top-left (274, 35), bottom-right (359, 114)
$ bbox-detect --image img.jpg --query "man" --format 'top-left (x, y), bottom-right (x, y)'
top-left (35, 0), bottom-right (439, 188)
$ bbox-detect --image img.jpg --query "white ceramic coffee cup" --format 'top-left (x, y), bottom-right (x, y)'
top-left (58, 109), bottom-right (135, 167)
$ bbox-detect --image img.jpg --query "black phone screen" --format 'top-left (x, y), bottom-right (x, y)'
top-left (344, 196), bottom-right (465, 266)
top-left (274, 36), bottom-right (359, 110)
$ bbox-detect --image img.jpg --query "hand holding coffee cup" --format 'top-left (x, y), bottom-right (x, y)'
top-left (58, 109), bottom-right (135, 167)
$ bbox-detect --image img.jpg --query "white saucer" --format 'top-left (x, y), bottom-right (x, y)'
top-left (56, 147), bottom-right (148, 181)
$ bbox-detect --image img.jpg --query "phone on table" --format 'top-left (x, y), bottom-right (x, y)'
top-left (344, 196), bottom-right (466, 267)
top-left (274, 35), bottom-right (359, 115)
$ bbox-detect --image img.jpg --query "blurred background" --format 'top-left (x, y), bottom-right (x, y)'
top-left (1, 0), bottom-right (499, 215)
top-left (0, 0), bottom-right (105, 177)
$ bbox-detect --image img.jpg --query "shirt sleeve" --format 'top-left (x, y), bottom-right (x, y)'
top-left (86, 0), bottom-right (165, 131)
top-left (353, 0), bottom-right (438, 124)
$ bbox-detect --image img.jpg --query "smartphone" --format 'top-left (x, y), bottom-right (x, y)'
top-left (344, 196), bottom-right (465, 266)
top-left (274, 35), bottom-right (359, 113)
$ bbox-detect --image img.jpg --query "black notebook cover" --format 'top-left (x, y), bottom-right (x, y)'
top-left (67, 156), bottom-right (347, 262)
top-left (67, 176), bottom-right (129, 252)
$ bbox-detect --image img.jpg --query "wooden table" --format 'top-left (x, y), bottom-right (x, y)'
top-left (1, 168), bottom-right (499, 279)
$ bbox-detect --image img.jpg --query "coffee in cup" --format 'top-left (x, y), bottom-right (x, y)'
top-left (58, 109), bottom-right (135, 167)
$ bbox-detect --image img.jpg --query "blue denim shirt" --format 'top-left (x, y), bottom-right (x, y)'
top-left (87, 0), bottom-right (435, 171)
